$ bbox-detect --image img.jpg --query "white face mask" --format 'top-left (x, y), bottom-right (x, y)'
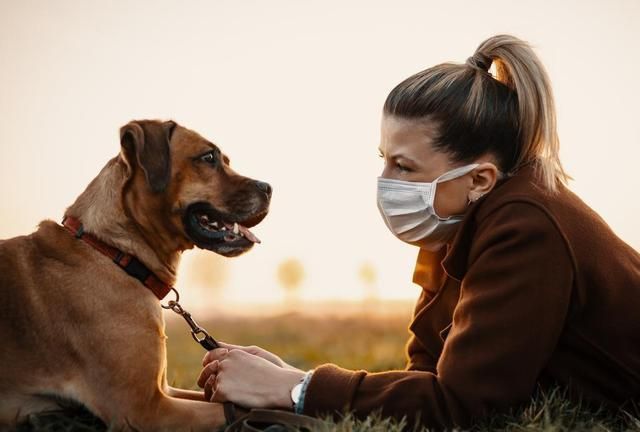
top-left (377, 163), bottom-right (479, 251)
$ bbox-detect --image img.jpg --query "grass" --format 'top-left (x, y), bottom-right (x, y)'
top-left (12, 311), bottom-right (640, 431)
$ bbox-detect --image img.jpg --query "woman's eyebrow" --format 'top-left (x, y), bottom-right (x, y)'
top-left (378, 147), bottom-right (420, 166)
top-left (390, 153), bottom-right (420, 166)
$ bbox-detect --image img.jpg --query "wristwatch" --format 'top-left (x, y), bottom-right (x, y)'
top-left (290, 376), bottom-right (305, 410)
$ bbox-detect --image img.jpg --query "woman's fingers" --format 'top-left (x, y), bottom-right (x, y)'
top-left (209, 376), bottom-right (227, 403)
top-left (217, 341), bottom-right (262, 355)
top-left (204, 371), bottom-right (229, 403)
top-left (202, 347), bottom-right (229, 366)
top-left (222, 343), bottom-right (286, 367)
top-left (216, 341), bottom-right (240, 350)
top-left (197, 359), bottom-right (219, 388)
top-left (201, 343), bottom-right (265, 366)
top-left (203, 373), bottom-right (217, 402)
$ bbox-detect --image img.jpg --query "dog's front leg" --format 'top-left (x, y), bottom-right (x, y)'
top-left (166, 386), bottom-right (206, 401)
top-left (98, 395), bottom-right (227, 432)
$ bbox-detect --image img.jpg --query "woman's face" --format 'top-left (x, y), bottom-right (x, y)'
top-left (379, 115), bottom-right (500, 218)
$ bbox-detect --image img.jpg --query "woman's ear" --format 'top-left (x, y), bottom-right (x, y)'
top-left (468, 162), bottom-right (500, 202)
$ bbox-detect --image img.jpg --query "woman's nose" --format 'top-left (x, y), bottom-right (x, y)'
top-left (255, 180), bottom-right (272, 197)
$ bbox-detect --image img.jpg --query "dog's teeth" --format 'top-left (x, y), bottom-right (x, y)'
top-left (221, 226), bottom-right (227, 231)
top-left (233, 223), bottom-right (239, 234)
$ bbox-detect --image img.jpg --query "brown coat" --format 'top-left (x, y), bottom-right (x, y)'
top-left (302, 161), bottom-right (640, 429)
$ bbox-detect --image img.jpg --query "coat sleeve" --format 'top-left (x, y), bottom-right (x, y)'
top-left (405, 332), bottom-right (438, 373)
top-left (301, 202), bottom-right (574, 429)
top-left (404, 288), bottom-right (439, 373)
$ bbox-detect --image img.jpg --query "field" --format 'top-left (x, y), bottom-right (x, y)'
top-left (165, 308), bottom-right (411, 389)
top-left (13, 309), bottom-right (640, 431)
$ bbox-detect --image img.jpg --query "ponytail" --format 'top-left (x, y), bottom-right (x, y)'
top-left (384, 34), bottom-right (570, 193)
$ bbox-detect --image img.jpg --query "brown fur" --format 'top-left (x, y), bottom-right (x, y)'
top-left (0, 120), bottom-right (270, 430)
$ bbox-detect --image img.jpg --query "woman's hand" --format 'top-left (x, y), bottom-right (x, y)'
top-left (202, 341), bottom-right (295, 370)
top-left (197, 347), bottom-right (306, 409)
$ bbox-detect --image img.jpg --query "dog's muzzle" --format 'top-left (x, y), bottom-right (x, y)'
top-left (182, 202), bottom-right (268, 257)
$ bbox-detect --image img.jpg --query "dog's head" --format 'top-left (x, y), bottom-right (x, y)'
top-left (119, 119), bottom-right (271, 257)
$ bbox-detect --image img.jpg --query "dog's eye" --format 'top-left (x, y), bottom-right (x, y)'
top-left (200, 152), bottom-right (216, 164)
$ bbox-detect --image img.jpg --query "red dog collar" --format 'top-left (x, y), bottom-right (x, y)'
top-left (61, 215), bottom-right (173, 300)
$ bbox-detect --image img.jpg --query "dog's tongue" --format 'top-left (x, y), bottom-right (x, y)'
top-left (239, 225), bottom-right (261, 244)
top-left (225, 222), bottom-right (261, 244)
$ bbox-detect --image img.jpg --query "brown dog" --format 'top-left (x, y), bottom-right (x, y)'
top-left (0, 120), bottom-right (271, 430)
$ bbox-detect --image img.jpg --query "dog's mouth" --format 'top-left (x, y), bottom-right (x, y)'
top-left (195, 213), bottom-right (262, 244)
top-left (183, 202), bottom-right (267, 257)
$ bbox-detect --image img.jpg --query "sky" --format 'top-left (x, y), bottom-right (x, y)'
top-left (1, 0), bottom-right (638, 314)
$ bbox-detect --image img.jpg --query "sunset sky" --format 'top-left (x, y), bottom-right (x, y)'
top-left (1, 0), bottom-right (638, 314)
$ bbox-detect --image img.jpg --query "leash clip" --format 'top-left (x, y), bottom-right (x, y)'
top-left (162, 288), bottom-right (220, 351)
top-left (160, 287), bottom-right (180, 309)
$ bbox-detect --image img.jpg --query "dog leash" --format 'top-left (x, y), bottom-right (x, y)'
top-left (160, 291), bottom-right (245, 424)
top-left (160, 288), bottom-right (220, 350)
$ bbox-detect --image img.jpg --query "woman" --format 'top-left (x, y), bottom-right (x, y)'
top-left (197, 34), bottom-right (640, 430)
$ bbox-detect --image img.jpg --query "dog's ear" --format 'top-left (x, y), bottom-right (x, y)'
top-left (120, 120), bottom-right (176, 192)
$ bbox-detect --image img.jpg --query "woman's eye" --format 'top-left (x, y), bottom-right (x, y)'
top-left (396, 163), bottom-right (410, 172)
top-left (201, 152), bottom-right (216, 164)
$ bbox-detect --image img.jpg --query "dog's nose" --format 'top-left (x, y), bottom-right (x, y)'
top-left (255, 181), bottom-right (272, 197)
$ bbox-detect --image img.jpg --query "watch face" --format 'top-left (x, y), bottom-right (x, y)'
top-left (291, 382), bottom-right (303, 404)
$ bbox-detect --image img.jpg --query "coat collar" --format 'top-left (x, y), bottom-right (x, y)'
top-left (414, 159), bottom-right (540, 284)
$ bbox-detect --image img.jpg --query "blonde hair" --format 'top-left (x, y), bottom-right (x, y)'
top-left (384, 34), bottom-right (570, 193)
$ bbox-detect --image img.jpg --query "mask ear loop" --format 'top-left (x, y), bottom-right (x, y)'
top-left (430, 181), bottom-right (449, 221)
top-left (433, 163), bottom-right (480, 218)
top-left (434, 163), bottom-right (480, 184)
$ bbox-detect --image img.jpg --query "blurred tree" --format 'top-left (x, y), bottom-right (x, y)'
top-left (359, 261), bottom-right (379, 311)
top-left (277, 258), bottom-right (305, 309)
